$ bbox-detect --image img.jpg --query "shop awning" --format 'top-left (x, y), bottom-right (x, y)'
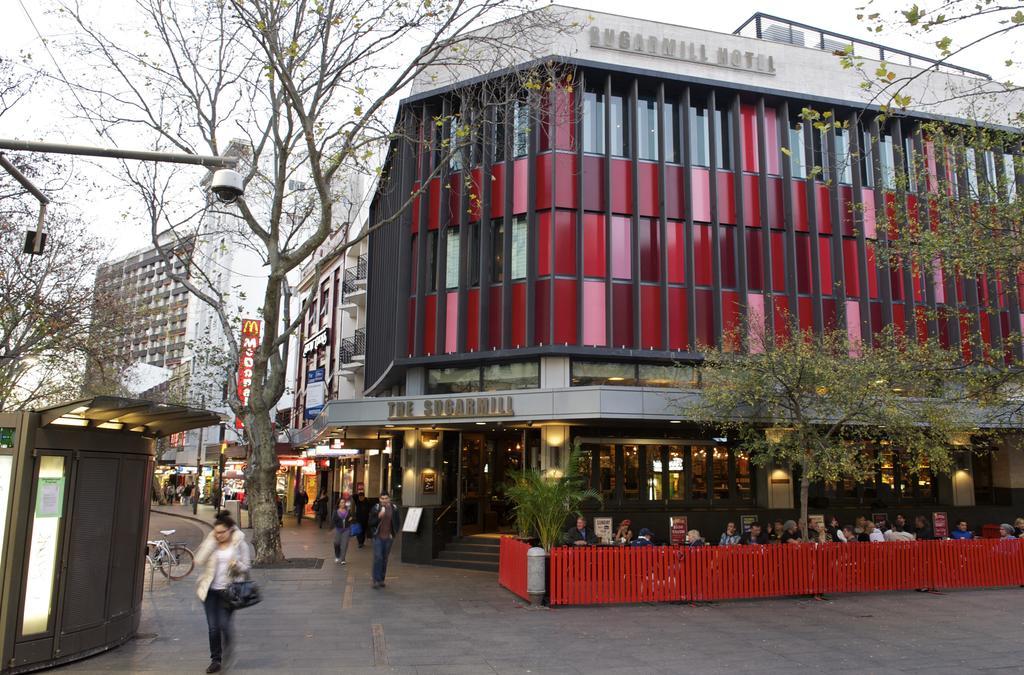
top-left (37, 396), bottom-right (221, 438)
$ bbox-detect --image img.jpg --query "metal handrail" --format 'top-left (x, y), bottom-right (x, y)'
top-left (733, 12), bottom-right (990, 80)
top-left (434, 497), bottom-right (459, 524)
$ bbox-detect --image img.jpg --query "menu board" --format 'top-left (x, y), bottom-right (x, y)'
top-left (0, 427), bottom-right (14, 448)
top-left (740, 515), bottom-right (757, 533)
top-left (933, 512), bottom-right (949, 539)
top-left (593, 517), bottom-right (613, 544)
top-left (670, 515), bottom-right (688, 545)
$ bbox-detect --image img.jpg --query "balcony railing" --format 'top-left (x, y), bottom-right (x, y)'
top-left (733, 12), bottom-right (990, 80)
top-left (338, 327), bottom-right (366, 364)
top-left (342, 254), bottom-right (368, 296)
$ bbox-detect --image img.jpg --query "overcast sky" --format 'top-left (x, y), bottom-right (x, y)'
top-left (1, 0), bottom-right (1016, 259)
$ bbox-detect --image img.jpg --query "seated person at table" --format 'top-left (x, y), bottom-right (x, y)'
top-left (739, 522), bottom-right (768, 545)
top-left (685, 529), bottom-right (705, 547)
top-left (614, 519), bottom-right (633, 545)
top-left (769, 520), bottom-right (785, 543)
top-left (780, 520), bottom-right (802, 544)
top-left (563, 516), bottom-right (596, 546)
top-left (718, 522), bottom-right (741, 546)
top-left (999, 523), bottom-right (1017, 539)
top-left (865, 521), bottom-right (885, 542)
top-left (838, 525), bottom-right (856, 543)
top-left (891, 514), bottom-right (910, 533)
top-left (631, 528), bottom-right (655, 546)
top-left (1013, 517), bottom-right (1024, 536)
top-left (884, 527), bottom-right (915, 542)
top-left (949, 520), bottom-right (974, 540)
top-left (913, 515), bottom-right (935, 540)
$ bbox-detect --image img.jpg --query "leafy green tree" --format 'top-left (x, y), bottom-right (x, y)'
top-left (689, 319), bottom-right (979, 541)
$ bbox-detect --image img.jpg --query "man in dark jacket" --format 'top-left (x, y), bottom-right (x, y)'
top-left (563, 516), bottom-right (597, 546)
top-left (368, 492), bottom-right (402, 588)
top-left (293, 488), bottom-right (309, 526)
top-left (739, 522), bottom-right (769, 545)
top-left (354, 491), bottom-right (370, 548)
top-left (912, 515), bottom-right (935, 540)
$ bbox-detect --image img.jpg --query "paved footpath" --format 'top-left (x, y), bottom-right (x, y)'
top-left (58, 506), bottom-right (1024, 674)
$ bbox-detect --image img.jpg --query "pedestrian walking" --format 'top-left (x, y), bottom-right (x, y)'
top-left (195, 510), bottom-right (251, 673)
top-left (184, 482), bottom-right (194, 505)
top-left (368, 491), bottom-right (401, 588)
top-left (176, 483), bottom-right (185, 505)
top-left (293, 487), bottom-right (309, 526)
top-left (332, 491), bottom-right (354, 564)
top-left (275, 493), bottom-right (284, 525)
top-left (354, 491), bottom-right (370, 548)
top-left (314, 491), bottom-right (329, 529)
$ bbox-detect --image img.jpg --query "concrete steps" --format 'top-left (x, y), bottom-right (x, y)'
top-left (431, 534), bottom-right (501, 573)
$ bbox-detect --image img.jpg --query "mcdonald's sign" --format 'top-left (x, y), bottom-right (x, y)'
top-left (236, 318), bottom-right (262, 429)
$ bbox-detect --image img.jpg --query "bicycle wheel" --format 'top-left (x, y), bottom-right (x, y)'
top-left (164, 545), bottom-right (195, 580)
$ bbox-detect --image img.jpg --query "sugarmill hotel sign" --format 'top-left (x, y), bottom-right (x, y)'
top-left (588, 25), bottom-right (777, 76)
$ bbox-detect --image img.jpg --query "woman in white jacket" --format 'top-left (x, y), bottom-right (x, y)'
top-left (194, 510), bottom-right (251, 673)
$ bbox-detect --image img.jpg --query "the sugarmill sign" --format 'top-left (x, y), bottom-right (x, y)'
top-left (387, 395), bottom-right (515, 420)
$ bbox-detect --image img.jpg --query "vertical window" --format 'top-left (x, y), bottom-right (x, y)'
top-left (622, 445), bottom-right (640, 501)
top-left (818, 127), bottom-right (852, 184)
top-left (449, 116), bottom-right (464, 171)
top-left (878, 133), bottom-right (896, 189)
top-left (492, 110), bottom-right (506, 162)
top-left (513, 100), bottom-right (530, 158)
top-left (735, 449), bottom-right (752, 501)
top-left (664, 101), bottom-right (680, 164)
top-left (904, 137), bottom-right (917, 192)
top-left (21, 455), bottom-right (66, 635)
top-left (637, 96), bottom-right (659, 161)
top-left (510, 216), bottom-right (527, 280)
top-left (583, 90), bottom-right (605, 154)
top-left (666, 445), bottom-right (685, 500)
top-left (712, 445), bottom-right (730, 499)
top-left (982, 149), bottom-right (998, 201)
top-left (491, 220), bottom-right (504, 283)
top-left (860, 129), bottom-right (875, 186)
top-left (598, 445), bottom-right (615, 501)
top-left (425, 230), bottom-right (438, 292)
top-left (690, 104), bottom-right (709, 166)
top-left (609, 93), bottom-right (628, 157)
top-left (648, 447), bottom-right (664, 501)
top-left (468, 223), bottom-right (480, 287)
top-left (1004, 153), bottom-right (1017, 201)
top-left (715, 106), bottom-right (733, 170)
top-left (445, 227), bottom-right (460, 289)
top-left (789, 120), bottom-right (806, 179)
top-left (691, 447), bottom-right (708, 500)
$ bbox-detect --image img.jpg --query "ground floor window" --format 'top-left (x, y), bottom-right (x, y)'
top-left (578, 439), bottom-right (754, 507)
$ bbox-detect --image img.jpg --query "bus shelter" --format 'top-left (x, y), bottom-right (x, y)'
top-left (0, 397), bottom-right (219, 674)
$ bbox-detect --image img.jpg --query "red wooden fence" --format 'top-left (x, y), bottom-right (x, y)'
top-left (498, 536), bottom-right (531, 601)
top-left (549, 540), bottom-right (1024, 606)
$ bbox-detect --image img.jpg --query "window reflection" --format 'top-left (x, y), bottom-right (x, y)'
top-left (712, 445), bottom-right (729, 499)
top-left (598, 445), bottom-right (615, 501)
top-left (622, 445), bottom-right (639, 501)
top-left (647, 447), bottom-right (663, 501)
top-left (735, 449), bottom-right (751, 500)
top-left (691, 447), bottom-right (707, 500)
top-left (667, 445), bottom-right (685, 501)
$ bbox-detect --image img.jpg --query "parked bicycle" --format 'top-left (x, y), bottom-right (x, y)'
top-left (146, 529), bottom-right (195, 580)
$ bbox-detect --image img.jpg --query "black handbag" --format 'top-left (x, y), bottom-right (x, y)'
top-left (223, 575), bottom-right (261, 610)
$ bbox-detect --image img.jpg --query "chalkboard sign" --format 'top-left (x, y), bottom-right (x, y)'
top-left (421, 469), bottom-right (437, 494)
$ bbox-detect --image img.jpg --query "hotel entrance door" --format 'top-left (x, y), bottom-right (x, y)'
top-left (458, 432), bottom-right (524, 534)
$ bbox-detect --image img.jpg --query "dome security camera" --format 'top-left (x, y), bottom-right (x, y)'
top-left (211, 169), bottom-right (244, 204)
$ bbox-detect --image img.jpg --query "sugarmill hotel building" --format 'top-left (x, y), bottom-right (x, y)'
top-left (291, 8), bottom-right (1024, 564)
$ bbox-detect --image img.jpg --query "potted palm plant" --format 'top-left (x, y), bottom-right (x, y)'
top-left (506, 448), bottom-right (601, 552)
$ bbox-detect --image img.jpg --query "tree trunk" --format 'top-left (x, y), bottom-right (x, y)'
top-left (799, 470), bottom-right (810, 542)
top-left (245, 408), bottom-right (284, 563)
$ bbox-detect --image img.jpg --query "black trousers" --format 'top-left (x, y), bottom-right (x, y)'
top-left (203, 589), bottom-right (234, 662)
top-left (356, 520), bottom-right (368, 546)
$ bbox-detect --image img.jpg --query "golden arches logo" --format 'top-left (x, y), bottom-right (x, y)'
top-left (242, 319), bottom-right (261, 335)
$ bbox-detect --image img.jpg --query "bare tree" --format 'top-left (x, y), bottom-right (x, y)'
top-left (52, 0), bottom-right (577, 561)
